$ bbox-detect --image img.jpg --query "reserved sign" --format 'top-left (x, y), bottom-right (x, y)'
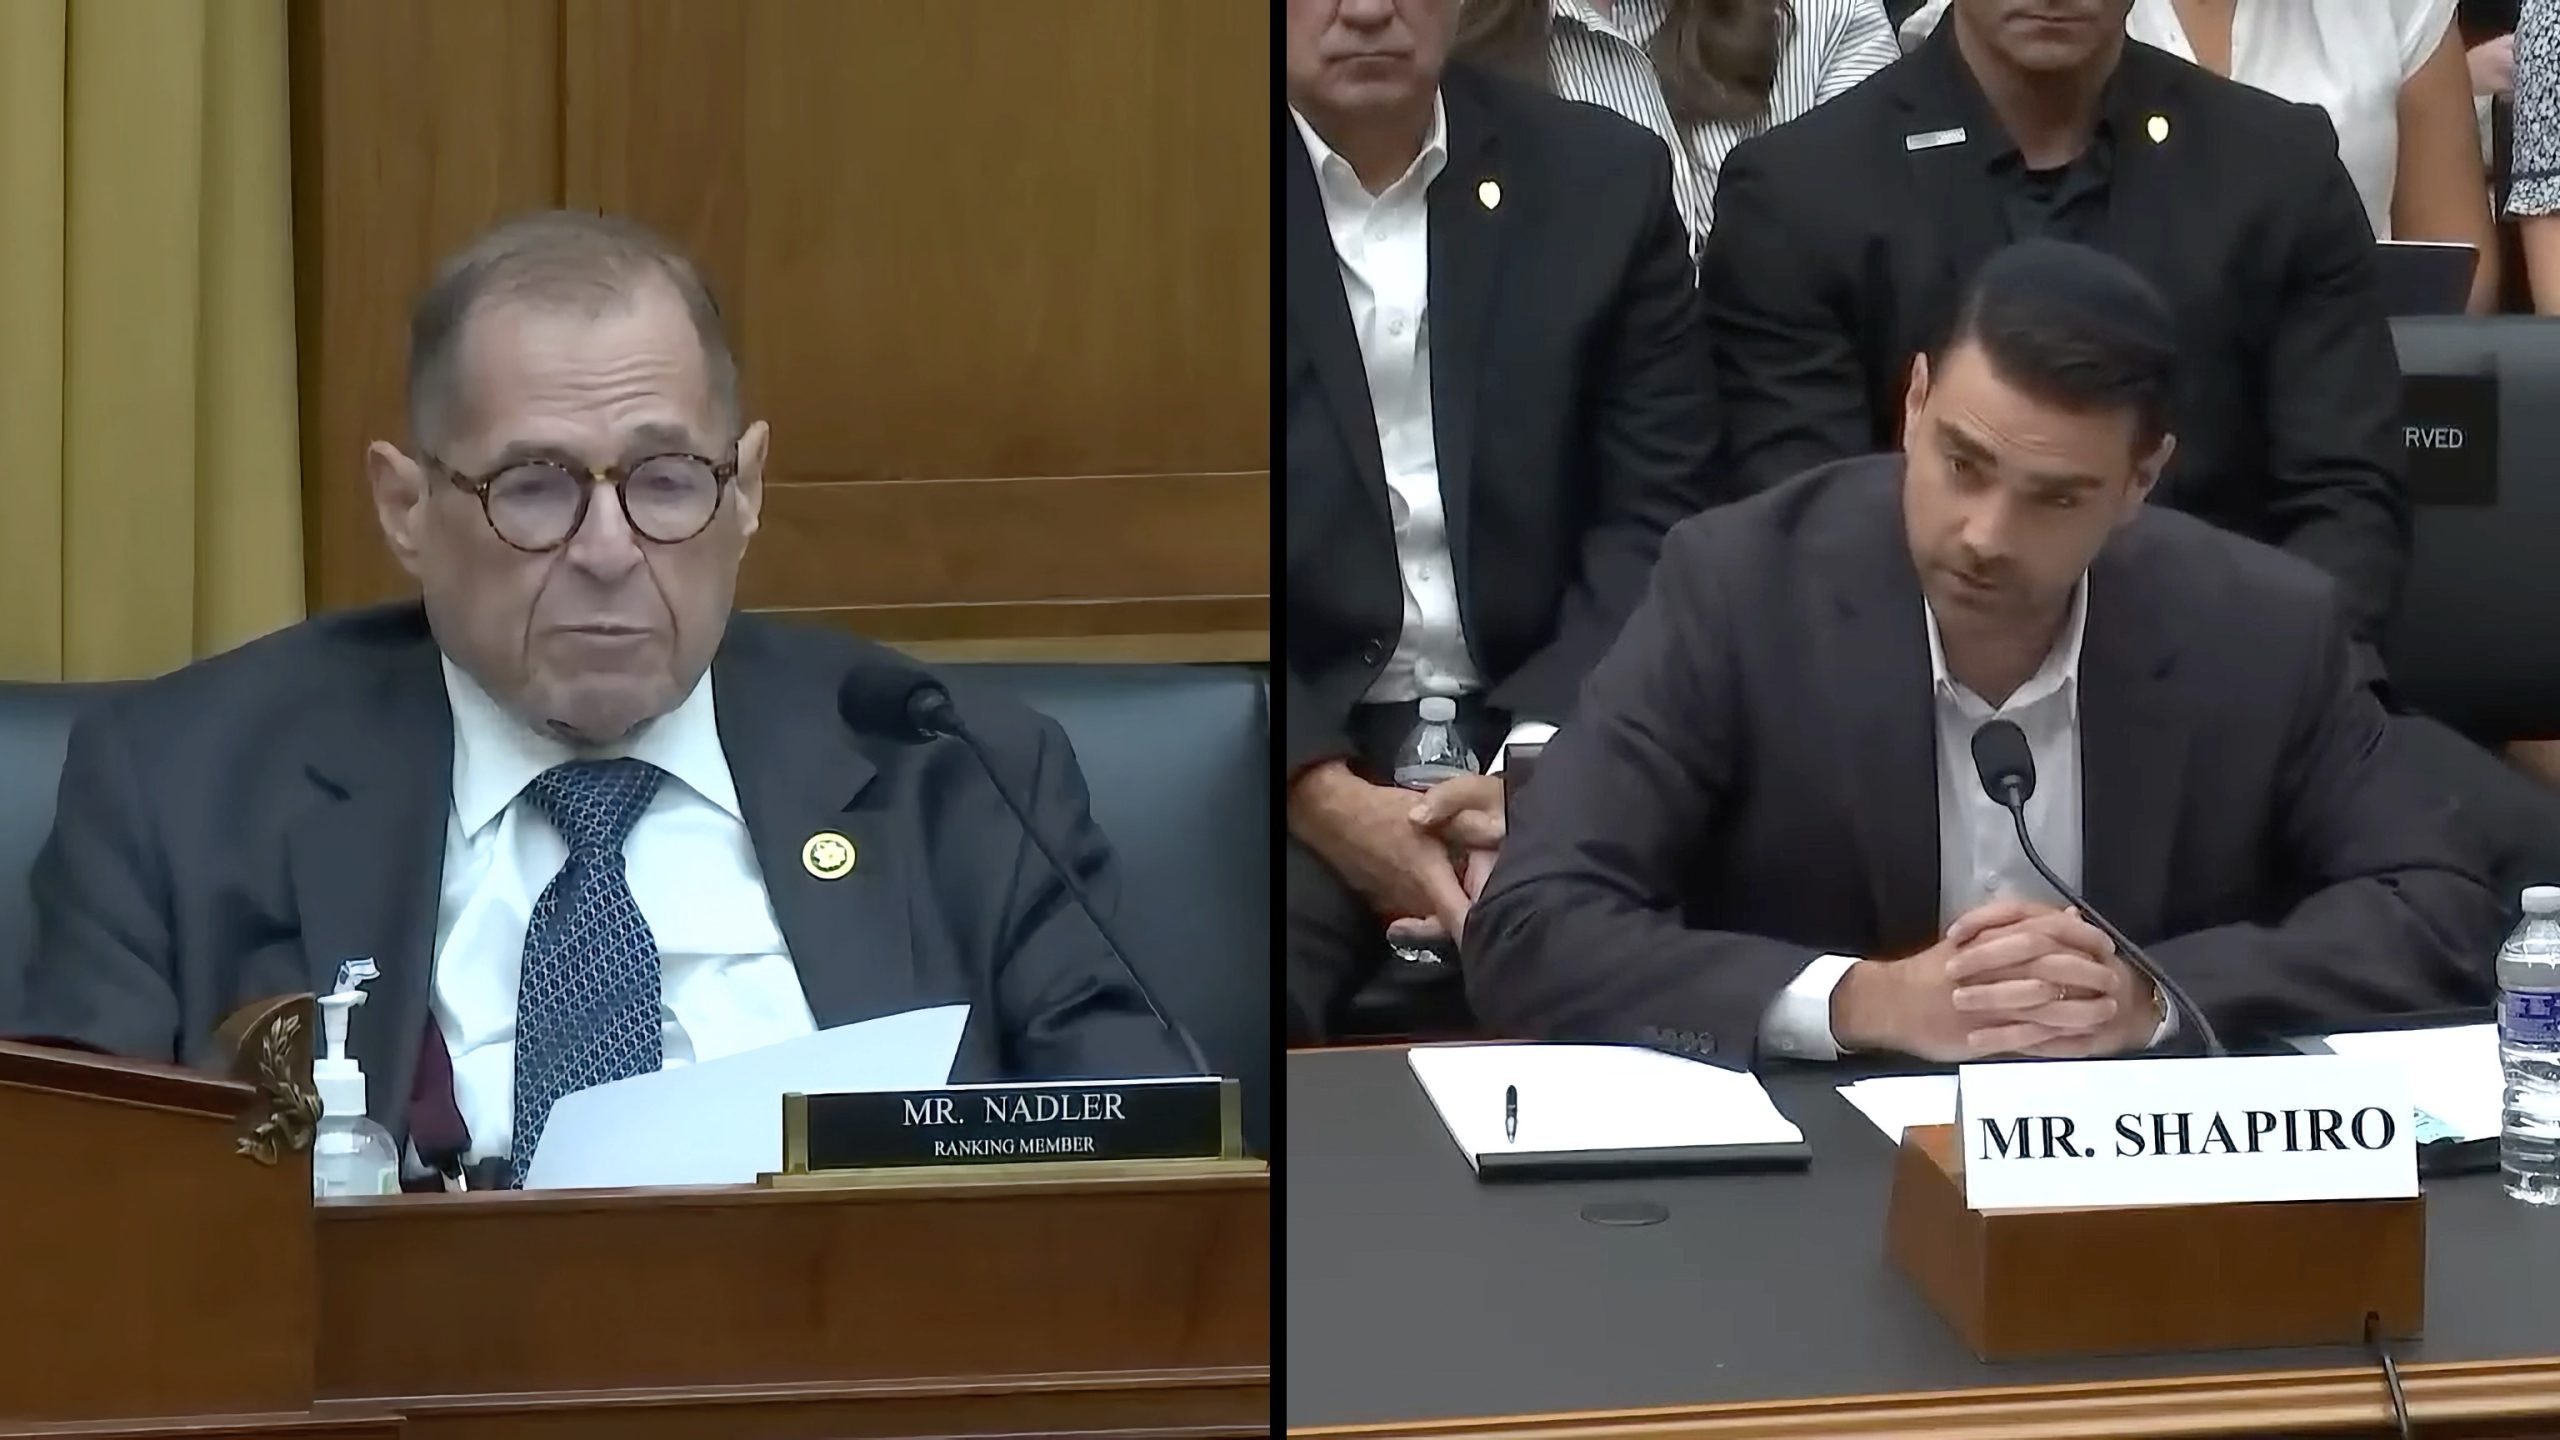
top-left (1957, 1056), bottom-right (2416, 1211)
top-left (793, 1076), bottom-right (1229, 1172)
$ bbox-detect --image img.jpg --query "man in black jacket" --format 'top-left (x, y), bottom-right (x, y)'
top-left (1469, 241), bottom-right (2499, 1064)
top-left (1283, 0), bottom-right (1719, 1042)
top-left (1705, 0), bottom-right (2405, 651)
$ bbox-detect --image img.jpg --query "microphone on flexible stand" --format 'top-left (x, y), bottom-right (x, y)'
top-left (1966, 719), bottom-right (2225, 1057)
top-left (835, 658), bottom-right (1213, 1077)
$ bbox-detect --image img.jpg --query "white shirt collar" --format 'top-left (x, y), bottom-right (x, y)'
top-left (1288, 90), bottom-right (1450, 208)
top-left (442, 656), bottom-right (744, 837)
top-left (1923, 579), bottom-right (2090, 712)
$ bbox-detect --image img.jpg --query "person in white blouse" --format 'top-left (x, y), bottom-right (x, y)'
top-left (1904, 0), bottom-right (2500, 309)
top-left (1453, 0), bottom-right (1904, 257)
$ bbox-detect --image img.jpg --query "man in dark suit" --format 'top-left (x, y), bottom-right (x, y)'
top-left (11, 212), bottom-right (1192, 1184)
top-left (1283, 0), bottom-right (1719, 1043)
top-left (1704, 0), bottom-right (2406, 652)
top-left (1468, 241), bottom-right (2500, 1064)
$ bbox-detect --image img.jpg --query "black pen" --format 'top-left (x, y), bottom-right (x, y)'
top-left (1505, 1084), bottom-right (1518, 1143)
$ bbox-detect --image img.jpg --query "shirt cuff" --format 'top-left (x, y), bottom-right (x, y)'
top-left (2146, 981), bottom-right (2178, 1049)
top-left (1486, 721), bottom-right (1558, 775)
top-left (1759, 953), bottom-right (1861, 1062)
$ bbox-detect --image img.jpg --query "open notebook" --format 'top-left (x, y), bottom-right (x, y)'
top-left (1408, 1043), bottom-right (1809, 1180)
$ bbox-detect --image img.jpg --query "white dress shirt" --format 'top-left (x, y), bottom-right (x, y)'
top-left (1760, 584), bottom-right (2173, 1060)
top-left (1899, 0), bottom-right (2458, 240)
top-left (1288, 98), bottom-right (1556, 766)
top-left (1546, 0), bottom-right (1901, 255)
top-left (432, 659), bottom-right (817, 1163)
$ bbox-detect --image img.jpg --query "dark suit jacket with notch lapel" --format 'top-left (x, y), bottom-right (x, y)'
top-left (1465, 456), bottom-right (2500, 1063)
top-left (1701, 26), bottom-right (2409, 651)
top-left (1283, 62), bottom-right (1720, 776)
top-left (13, 602), bottom-right (1191, 1144)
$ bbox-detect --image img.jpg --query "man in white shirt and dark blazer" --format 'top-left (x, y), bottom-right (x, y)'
top-left (1282, 0), bottom-right (1721, 1043)
top-left (10, 212), bottom-right (1194, 1184)
top-left (1467, 239), bottom-right (2502, 1064)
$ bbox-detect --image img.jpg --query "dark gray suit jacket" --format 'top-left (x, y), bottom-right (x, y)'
top-left (11, 603), bottom-right (1190, 1143)
top-left (1466, 457), bottom-right (2501, 1062)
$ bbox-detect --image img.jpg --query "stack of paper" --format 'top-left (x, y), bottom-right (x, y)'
top-left (2310, 1024), bottom-right (2500, 1143)
top-left (1838, 1073), bottom-right (1958, 1142)
top-left (1407, 1043), bottom-right (1806, 1178)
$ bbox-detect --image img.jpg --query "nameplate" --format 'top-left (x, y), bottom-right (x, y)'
top-left (1957, 1056), bottom-right (2415, 1211)
top-left (2402, 371), bottom-right (2498, 506)
top-left (788, 1076), bottom-right (1231, 1172)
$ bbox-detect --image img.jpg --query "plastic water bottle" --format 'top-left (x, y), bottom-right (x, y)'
top-left (1388, 697), bottom-right (1476, 964)
top-left (2499, 885), bottom-right (2560, 1203)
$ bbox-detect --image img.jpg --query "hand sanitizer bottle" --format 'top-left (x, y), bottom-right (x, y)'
top-left (313, 958), bottom-right (399, 1198)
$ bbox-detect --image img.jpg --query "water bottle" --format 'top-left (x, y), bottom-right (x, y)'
top-left (2499, 885), bottom-right (2560, 1203)
top-left (1389, 697), bottom-right (1476, 964)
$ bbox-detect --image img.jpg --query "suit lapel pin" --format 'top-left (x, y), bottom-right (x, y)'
top-left (2146, 113), bottom-right (2170, 144)
top-left (801, 831), bottom-right (856, 880)
top-left (1904, 126), bottom-right (1966, 152)
top-left (1477, 179), bottom-right (1501, 210)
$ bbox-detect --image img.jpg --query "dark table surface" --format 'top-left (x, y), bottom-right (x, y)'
top-left (1285, 1045), bottom-right (2560, 1430)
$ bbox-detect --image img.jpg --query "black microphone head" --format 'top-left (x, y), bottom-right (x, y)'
top-left (836, 657), bottom-right (958, 742)
top-left (1969, 718), bottom-right (2037, 807)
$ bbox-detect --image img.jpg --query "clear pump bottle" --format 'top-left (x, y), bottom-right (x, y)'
top-left (313, 958), bottom-right (399, 1197)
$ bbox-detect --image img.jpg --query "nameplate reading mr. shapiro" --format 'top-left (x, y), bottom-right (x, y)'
top-left (1958, 1056), bottom-right (2415, 1211)
top-left (792, 1077), bottom-right (1230, 1172)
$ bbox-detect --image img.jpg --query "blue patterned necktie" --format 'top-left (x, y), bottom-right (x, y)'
top-left (509, 757), bottom-right (665, 1187)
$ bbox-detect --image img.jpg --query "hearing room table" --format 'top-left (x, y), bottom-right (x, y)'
top-left (1285, 1044), bottom-right (2560, 1438)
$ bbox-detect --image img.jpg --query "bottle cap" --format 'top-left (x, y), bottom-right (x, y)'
top-left (1418, 696), bottom-right (1457, 723)
top-left (2527, 885), bottom-right (2560, 914)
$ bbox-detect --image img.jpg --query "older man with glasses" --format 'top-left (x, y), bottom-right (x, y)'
top-left (9, 211), bottom-right (1195, 1189)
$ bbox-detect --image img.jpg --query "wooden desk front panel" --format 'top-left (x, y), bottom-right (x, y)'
top-left (313, 1174), bottom-right (1266, 1402)
top-left (291, 0), bottom-right (1269, 662)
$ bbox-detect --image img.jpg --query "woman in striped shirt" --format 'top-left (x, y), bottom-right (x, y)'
top-left (1453, 0), bottom-right (1904, 261)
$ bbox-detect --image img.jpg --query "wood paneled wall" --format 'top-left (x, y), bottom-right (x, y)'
top-left (289, 0), bottom-right (1268, 662)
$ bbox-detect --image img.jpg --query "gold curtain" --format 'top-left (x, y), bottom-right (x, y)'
top-left (0, 0), bottom-right (303, 682)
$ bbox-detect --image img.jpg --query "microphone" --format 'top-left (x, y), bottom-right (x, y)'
top-left (1966, 719), bottom-right (2225, 1057)
top-left (834, 658), bottom-right (1212, 1077)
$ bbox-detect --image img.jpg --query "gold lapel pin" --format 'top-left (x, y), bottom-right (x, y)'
top-left (2146, 113), bottom-right (2170, 145)
top-left (1477, 179), bottom-right (1502, 211)
top-left (802, 831), bottom-right (856, 880)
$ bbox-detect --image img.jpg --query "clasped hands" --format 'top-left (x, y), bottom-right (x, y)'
top-left (1287, 761), bottom-right (1504, 946)
top-left (1832, 898), bottom-right (2166, 1061)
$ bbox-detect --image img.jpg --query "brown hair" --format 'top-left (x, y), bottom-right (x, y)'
top-left (1453, 0), bottom-right (1796, 128)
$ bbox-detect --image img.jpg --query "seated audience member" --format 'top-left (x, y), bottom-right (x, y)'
top-left (1708, 0), bottom-right (2560, 901)
top-left (1452, 0), bottom-right (1902, 260)
top-left (8, 211), bottom-right (1194, 1184)
top-left (1900, 0), bottom-right (2499, 310)
top-left (1467, 241), bottom-right (2502, 1065)
top-left (1284, 0), bottom-right (1719, 1043)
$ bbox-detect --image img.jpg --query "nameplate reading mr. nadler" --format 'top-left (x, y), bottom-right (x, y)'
top-left (1957, 1055), bottom-right (2416, 1211)
top-left (796, 1077), bottom-right (1228, 1172)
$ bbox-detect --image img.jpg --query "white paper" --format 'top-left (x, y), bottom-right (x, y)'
top-left (1958, 1055), bottom-right (2417, 1211)
top-left (522, 1004), bottom-right (970, 1190)
top-left (1406, 1043), bottom-right (1802, 1167)
top-left (1839, 1074), bottom-right (1959, 1142)
top-left (2314, 1024), bottom-right (2501, 1143)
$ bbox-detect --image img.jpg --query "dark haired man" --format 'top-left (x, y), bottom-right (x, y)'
top-left (10, 211), bottom-right (1195, 1187)
top-left (1467, 240), bottom-right (2501, 1064)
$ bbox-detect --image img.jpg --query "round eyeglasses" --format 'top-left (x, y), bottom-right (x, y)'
top-left (429, 449), bottom-right (739, 552)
